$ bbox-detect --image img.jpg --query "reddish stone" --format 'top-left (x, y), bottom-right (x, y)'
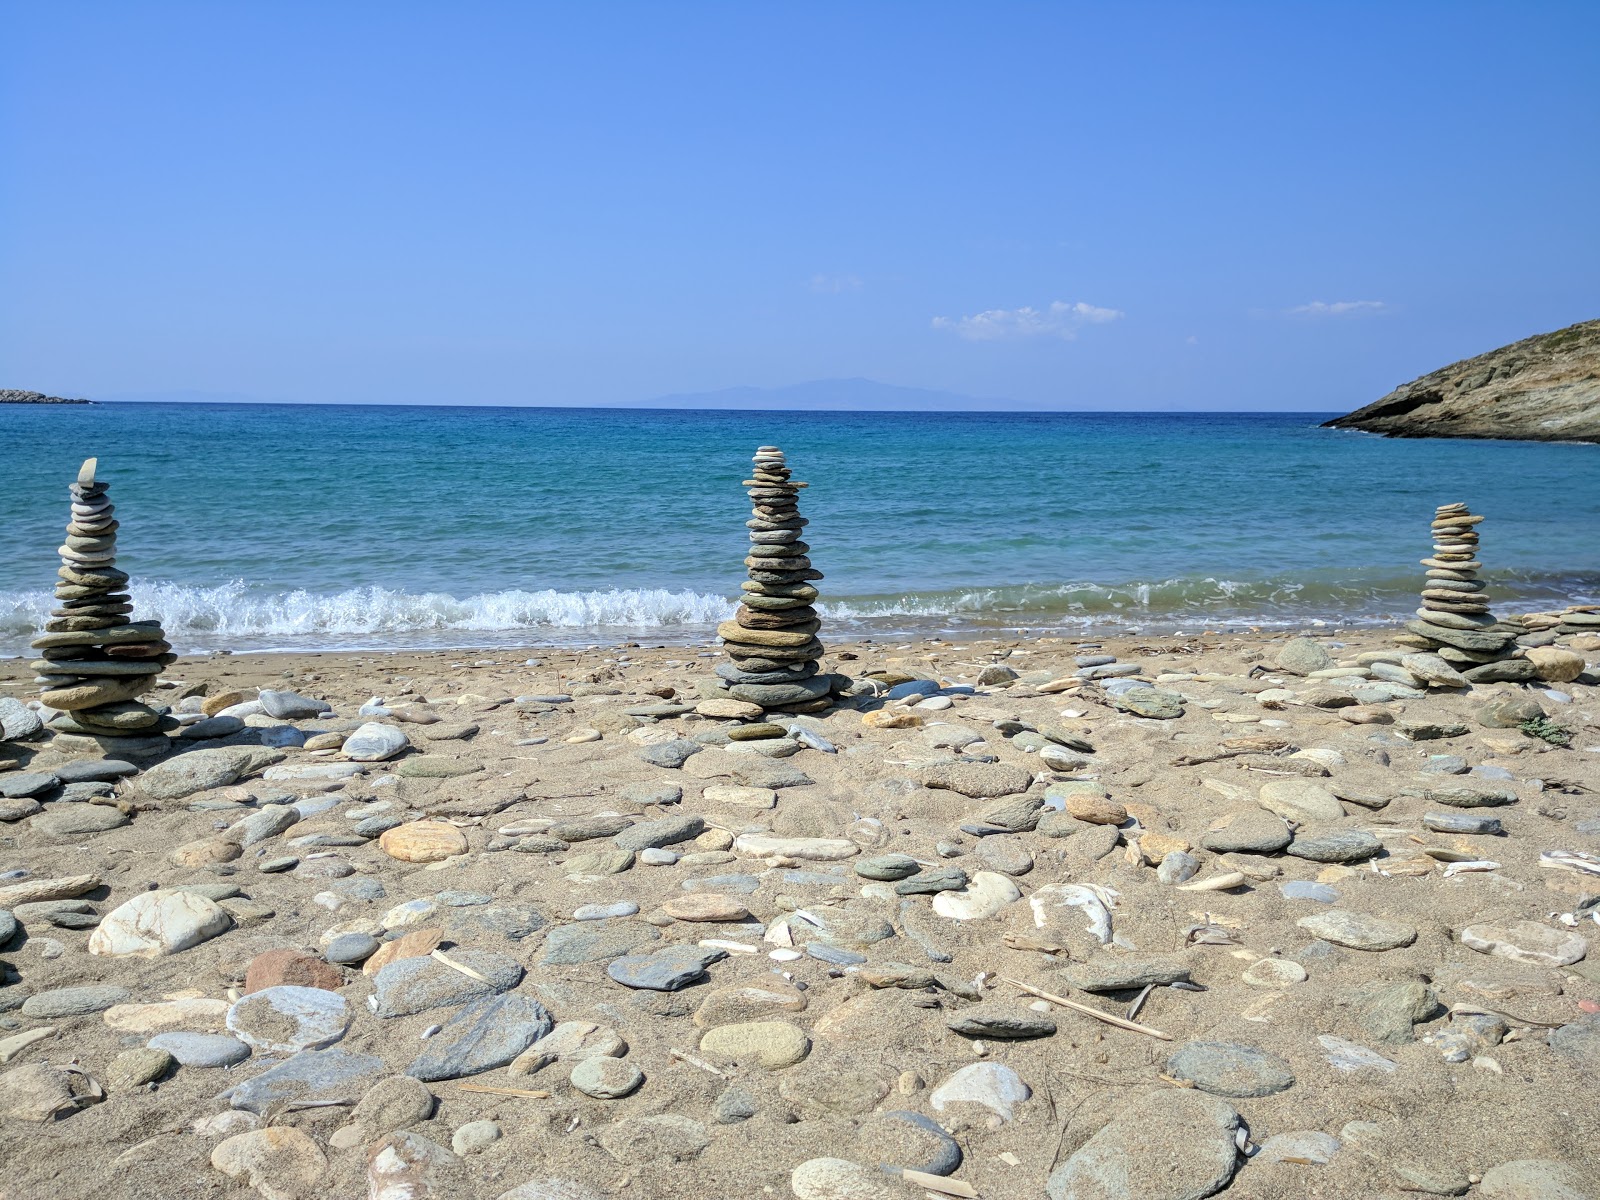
top-left (243, 948), bottom-right (344, 994)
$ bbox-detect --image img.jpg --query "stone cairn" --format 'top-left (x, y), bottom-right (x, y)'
top-left (1396, 502), bottom-right (1533, 683)
top-left (710, 446), bottom-right (848, 714)
top-left (31, 458), bottom-right (176, 737)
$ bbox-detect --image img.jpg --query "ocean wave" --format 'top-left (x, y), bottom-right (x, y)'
top-left (2, 571), bottom-right (1594, 652)
top-left (0, 581), bottom-right (737, 648)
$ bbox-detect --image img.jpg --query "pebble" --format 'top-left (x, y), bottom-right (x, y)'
top-left (228, 985), bottom-right (350, 1053)
top-left (107, 1046), bottom-right (174, 1090)
top-left (149, 1031), bottom-right (252, 1067)
top-left (211, 1127), bottom-right (327, 1197)
top-left (1242, 957), bottom-right (1308, 987)
top-left (352, 1074), bottom-right (437, 1136)
top-left (1423, 811), bottom-right (1503, 835)
top-left (928, 1061), bottom-right (1030, 1121)
top-left (946, 1003), bottom-right (1056, 1039)
top-left (790, 1158), bottom-right (898, 1200)
top-left (1166, 1040), bottom-right (1295, 1096)
top-left (1298, 909), bottom-right (1418, 951)
top-left (857, 1109), bottom-right (963, 1175)
top-left (930, 870), bottom-right (1020, 920)
top-left (1461, 921), bottom-right (1588, 967)
top-left (1046, 1089), bottom-right (1241, 1200)
top-left (1286, 829), bottom-right (1382, 863)
top-left (451, 1119), bottom-right (502, 1155)
top-left (88, 890), bottom-right (233, 958)
top-left (570, 1056), bottom-right (645, 1098)
top-left (408, 993), bottom-right (553, 1081)
top-left (20, 985), bottom-right (130, 1018)
top-left (1280, 880), bottom-right (1340, 903)
top-left (1257, 779), bottom-right (1346, 822)
top-left (227, 1048), bottom-right (389, 1114)
top-left (607, 944), bottom-right (726, 991)
top-left (371, 949), bottom-right (524, 1017)
top-left (326, 932), bottom-right (381, 964)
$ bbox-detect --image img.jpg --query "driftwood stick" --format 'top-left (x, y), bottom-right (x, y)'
top-left (998, 974), bottom-right (1173, 1041)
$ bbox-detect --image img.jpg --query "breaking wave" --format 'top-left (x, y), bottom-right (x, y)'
top-left (2, 570), bottom-right (1594, 653)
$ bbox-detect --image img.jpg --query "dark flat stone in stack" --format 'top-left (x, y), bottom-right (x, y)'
top-left (711, 447), bottom-right (849, 713)
top-left (30, 458), bottom-right (178, 738)
top-left (1396, 502), bottom-right (1535, 683)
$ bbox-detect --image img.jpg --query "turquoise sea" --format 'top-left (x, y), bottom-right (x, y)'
top-left (2, 403), bottom-right (1597, 654)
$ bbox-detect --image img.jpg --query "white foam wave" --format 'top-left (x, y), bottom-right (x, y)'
top-left (1, 580), bottom-right (737, 644)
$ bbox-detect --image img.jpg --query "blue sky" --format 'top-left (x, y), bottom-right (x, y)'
top-left (2, 2), bottom-right (1596, 410)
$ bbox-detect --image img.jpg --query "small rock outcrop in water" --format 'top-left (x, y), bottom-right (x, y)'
top-left (1323, 319), bottom-right (1600, 443)
top-left (1395, 503), bottom-right (1531, 683)
top-left (0, 389), bottom-right (91, 404)
top-left (31, 459), bottom-right (176, 742)
top-left (708, 446), bottom-right (850, 714)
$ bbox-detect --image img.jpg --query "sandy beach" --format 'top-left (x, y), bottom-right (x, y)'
top-left (2, 614), bottom-right (1598, 1200)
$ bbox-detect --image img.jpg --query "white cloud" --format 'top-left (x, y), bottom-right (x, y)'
top-left (809, 273), bottom-right (863, 293)
top-left (1287, 299), bottom-right (1387, 317)
top-left (931, 300), bottom-right (1124, 341)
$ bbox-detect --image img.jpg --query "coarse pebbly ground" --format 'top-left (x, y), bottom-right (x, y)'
top-left (1, 621), bottom-right (1598, 1200)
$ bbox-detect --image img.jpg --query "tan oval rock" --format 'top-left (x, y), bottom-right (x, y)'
top-left (1065, 793), bottom-right (1127, 825)
top-left (212, 1127), bottom-right (327, 1200)
top-left (1525, 645), bottom-right (1585, 682)
top-left (662, 894), bottom-right (751, 922)
top-left (379, 820), bottom-right (468, 863)
top-left (699, 1019), bottom-right (810, 1069)
top-left (170, 836), bottom-right (243, 867)
top-left (201, 690), bottom-right (249, 716)
top-left (104, 997), bottom-right (231, 1034)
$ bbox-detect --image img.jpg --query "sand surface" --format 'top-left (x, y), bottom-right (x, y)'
top-left (1, 624), bottom-right (1597, 1200)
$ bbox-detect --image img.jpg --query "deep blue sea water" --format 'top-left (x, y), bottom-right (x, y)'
top-left (3, 403), bottom-right (1597, 652)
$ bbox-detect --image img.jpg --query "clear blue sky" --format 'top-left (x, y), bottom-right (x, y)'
top-left (3, 2), bottom-right (1596, 410)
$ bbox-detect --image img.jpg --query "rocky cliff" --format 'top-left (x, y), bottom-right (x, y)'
top-left (1323, 319), bottom-right (1599, 443)
top-left (0, 389), bottom-right (90, 404)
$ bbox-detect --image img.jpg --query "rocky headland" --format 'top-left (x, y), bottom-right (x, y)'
top-left (1325, 319), bottom-right (1600, 443)
top-left (0, 390), bottom-right (91, 405)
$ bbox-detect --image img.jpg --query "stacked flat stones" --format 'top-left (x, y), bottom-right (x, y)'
top-left (30, 459), bottom-right (177, 736)
top-left (1397, 502), bottom-right (1533, 683)
top-left (712, 447), bottom-right (848, 714)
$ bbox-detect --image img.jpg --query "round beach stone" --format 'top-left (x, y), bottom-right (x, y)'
top-left (212, 1127), bottom-right (328, 1197)
top-left (1286, 829), bottom-right (1382, 863)
top-left (1460, 921), bottom-right (1588, 967)
top-left (699, 1020), bottom-right (810, 1069)
top-left (661, 894), bottom-right (750, 922)
top-left (855, 853), bottom-right (920, 881)
top-left (1045, 1089), bottom-right (1241, 1200)
top-left (149, 1031), bottom-right (252, 1068)
top-left (20, 985), bottom-right (130, 1018)
top-left (326, 932), bottom-right (380, 964)
top-left (379, 820), bottom-right (469, 863)
top-left (930, 870), bottom-right (1020, 920)
top-left (343, 722), bottom-right (411, 762)
top-left (107, 1047), bottom-right (174, 1091)
top-left (1258, 779), bottom-right (1345, 823)
top-left (1166, 1041), bottom-right (1295, 1097)
top-left (1298, 909), bottom-right (1417, 951)
top-left (1476, 1159), bottom-right (1592, 1200)
top-left (570, 1057), bottom-right (644, 1099)
top-left (790, 1158), bottom-right (899, 1200)
top-left (1242, 958), bottom-right (1308, 987)
top-left (88, 889), bottom-right (233, 958)
top-left (1201, 809), bottom-right (1292, 854)
top-left (228, 985), bottom-right (351, 1053)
